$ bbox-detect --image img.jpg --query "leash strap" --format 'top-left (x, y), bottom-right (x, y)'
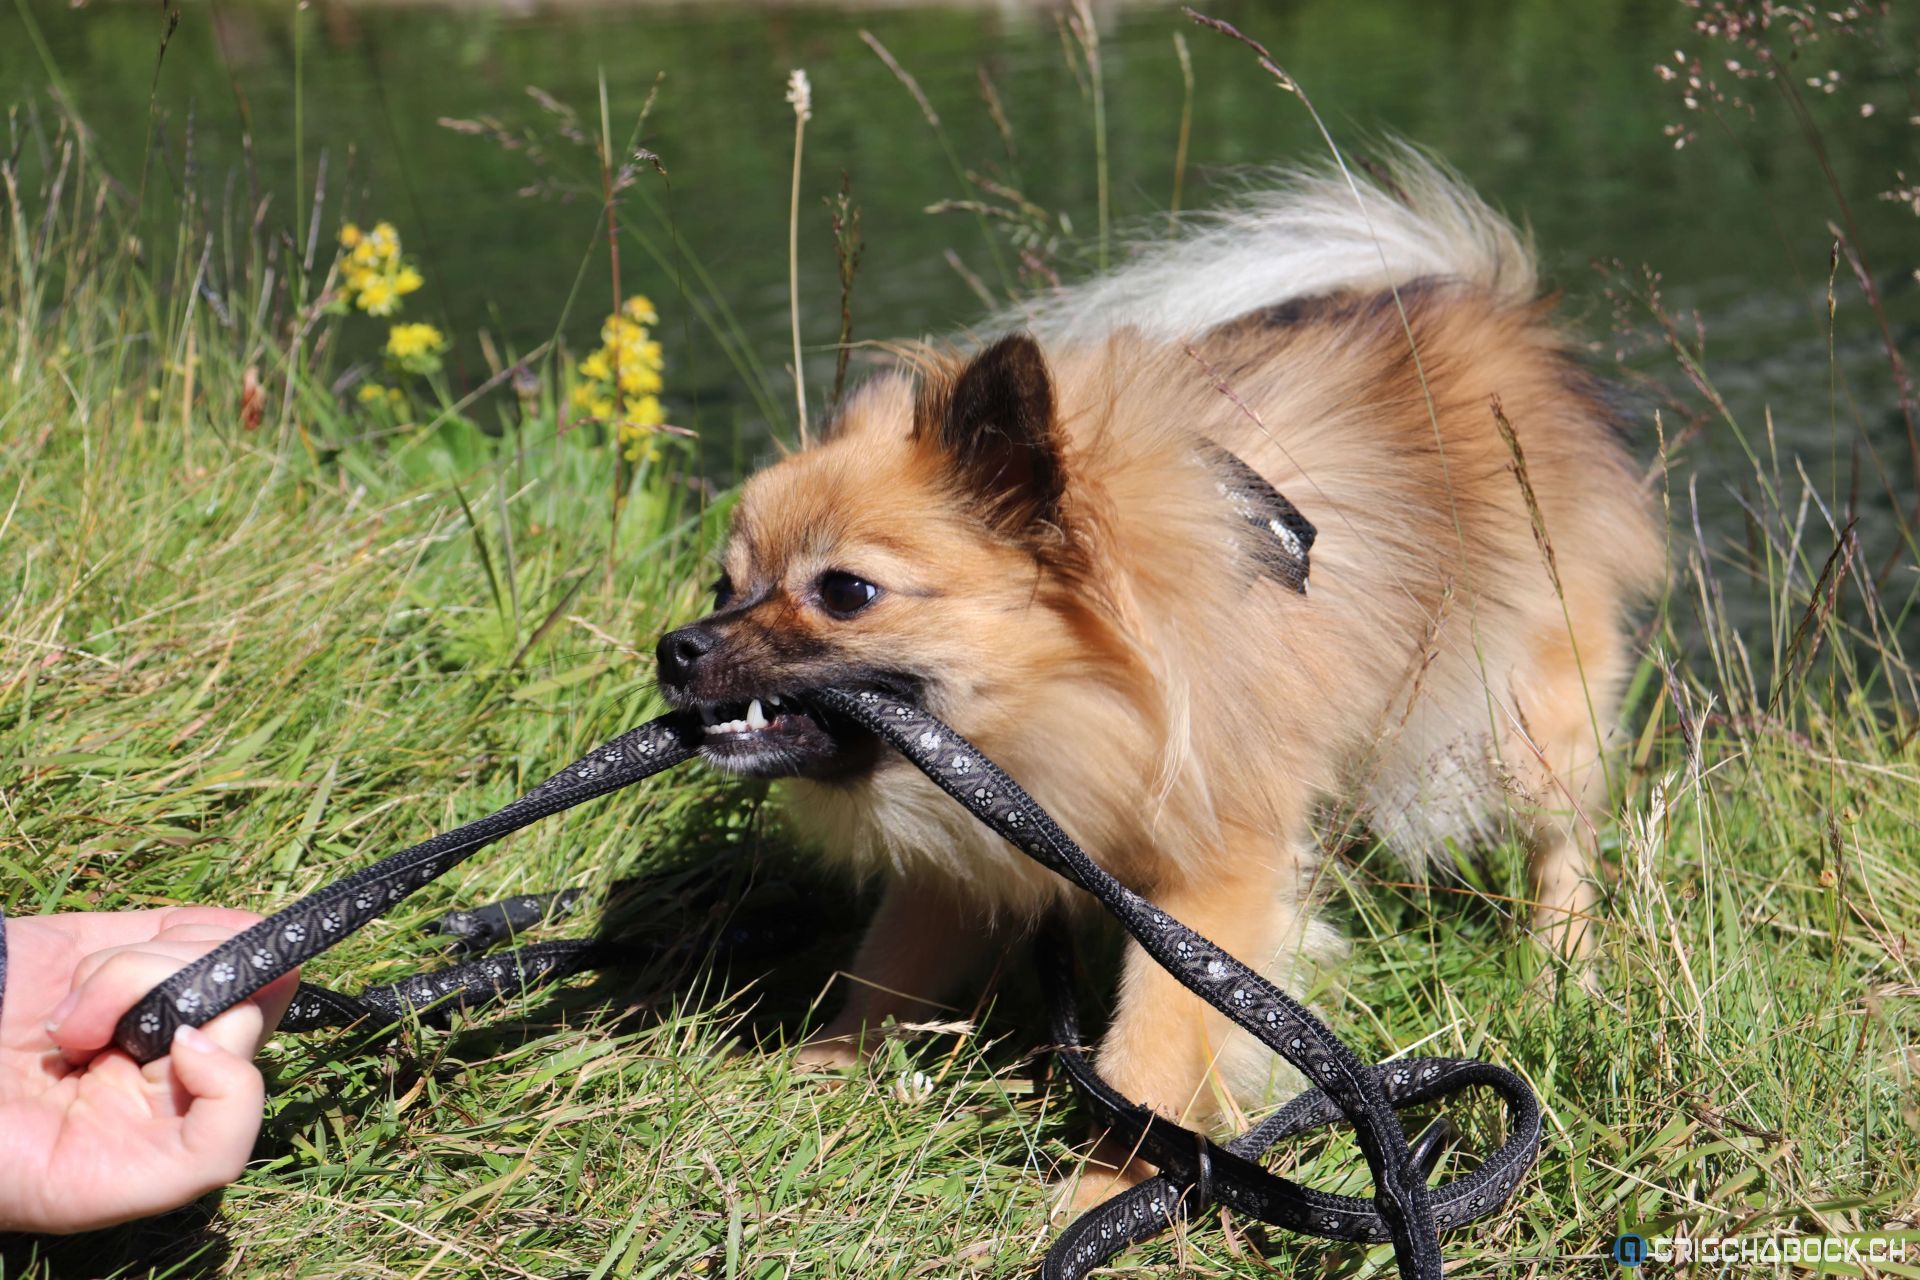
top-left (112, 717), bottom-right (698, 1060)
top-left (277, 937), bottom-right (612, 1034)
top-left (113, 694), bottom-right (1539, 1279)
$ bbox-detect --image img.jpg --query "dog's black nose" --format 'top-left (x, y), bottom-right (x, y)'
top-left (656, 625), bottom-right (716, 687)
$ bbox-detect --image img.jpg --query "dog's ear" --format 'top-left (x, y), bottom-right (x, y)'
top-left (917, 333), bottom-right (1064, 535)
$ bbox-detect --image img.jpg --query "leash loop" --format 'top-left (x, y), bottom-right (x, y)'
top-left (813, 689), bottom-right (1539, 1279)
top-left (1409, 1114), bottom-right (1459, 1181)
top-left (1190, 1132), bottom-right (1214, 1216)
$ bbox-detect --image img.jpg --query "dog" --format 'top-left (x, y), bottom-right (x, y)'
top-left (653, 154), bottom-right (1661, 1205)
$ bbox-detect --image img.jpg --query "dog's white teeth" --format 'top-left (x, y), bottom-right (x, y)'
top-left (747, 699), bottom-right (768, 730)
top-left (767, 694), bottom-right (782, 708)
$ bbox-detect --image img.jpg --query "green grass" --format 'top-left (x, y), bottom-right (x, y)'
top-left (5, 48), bottom-right (1920, 1280)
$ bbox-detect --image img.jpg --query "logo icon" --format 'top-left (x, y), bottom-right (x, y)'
top-left (1613, 1233), bottom-right (1648, 1268)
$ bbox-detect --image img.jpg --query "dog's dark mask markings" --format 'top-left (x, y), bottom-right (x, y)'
top-left (653, 613), bottom-right (896, 780)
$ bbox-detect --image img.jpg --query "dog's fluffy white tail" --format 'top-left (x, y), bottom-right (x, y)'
top-left (1007, 150), bottom-right (1537, 345)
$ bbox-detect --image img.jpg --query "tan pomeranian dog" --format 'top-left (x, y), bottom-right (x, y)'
top-left (654, 154), bottom-right (1661, 1204)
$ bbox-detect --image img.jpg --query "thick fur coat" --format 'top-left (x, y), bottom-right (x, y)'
top-left (655, 155), bottom-right (1662, 1200)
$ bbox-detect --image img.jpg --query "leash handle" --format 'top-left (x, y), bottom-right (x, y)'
top-left (1032, 916), bottom-right (1537, 1275)
top-left (111, 717), bottom-right (697, 1063)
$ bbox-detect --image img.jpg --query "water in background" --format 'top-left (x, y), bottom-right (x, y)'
top-left (8, 0), bottom-right (1917, 620)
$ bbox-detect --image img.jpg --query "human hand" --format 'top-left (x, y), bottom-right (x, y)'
top-left (0, 907), bottom-right (298, 1233)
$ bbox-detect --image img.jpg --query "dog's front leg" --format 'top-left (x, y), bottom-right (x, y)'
top-left (1066, 862), bottom-right (1311, 1212)
top-left (796, 874), bottom-right (996, 1067)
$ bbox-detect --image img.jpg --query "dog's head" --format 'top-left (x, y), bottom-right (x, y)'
top-left (655, 333), bottom-right (1102, 780)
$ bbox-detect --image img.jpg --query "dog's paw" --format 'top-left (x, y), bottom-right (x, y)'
top-left (793, 1034), bottom-right (864, 1070)
top-left (1052, 1148), bottom-right (1157, 1218)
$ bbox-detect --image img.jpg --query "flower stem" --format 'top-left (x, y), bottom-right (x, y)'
top-left (787, 69), bottom-right (812, 447)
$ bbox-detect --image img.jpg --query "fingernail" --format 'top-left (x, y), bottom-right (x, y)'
top-left (174, 1023), bottom-right (216, 1053)
top-left (44, 990), bottom-right (81, 1036)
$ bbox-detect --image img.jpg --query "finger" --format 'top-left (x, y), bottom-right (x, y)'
top-left (67, 938), bottom-right (232, 1005)
top-left (168, 1024), bottom-right (267, 1192)
top-left (148, 922), bottom-right (248, 947)
top-left (250, 969), bottom-right (302, 1038)
top-left (196, 997), bottom-right (265, 1061)
top-left (68, 936), bottom-right (249, 994)
top-left (52, 943), bottom-right (246, 1053)
top-left (52, 907), bottom-right (261, 957)
top-left (136, 996), bottom-right (269, 1105)
top-left (153, 907), bottom-right (265, 935)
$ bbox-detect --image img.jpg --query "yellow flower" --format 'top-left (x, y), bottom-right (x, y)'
top-left (617, 408), bottom-right (665, 463)
top-left (386, 323), bottom-right (446, 360)
top-left (601, 316), bottom-right (659, 352)
top-left (358, 278), bottom-right (399, 316)
top-left (574, 298), bottom-right (669, 445)
top-left (614, 335), bottom-right (662, 367)
top-left (623, 295), bottom-right (659, 326)
top-left (623, 394), bottom-right (664, 427)
top-left (617, 363), bottom-right (663, 396)
top-left (357, 382), bottom-right (387, 404)
top-left (338, 219), bottom-right (420, 319)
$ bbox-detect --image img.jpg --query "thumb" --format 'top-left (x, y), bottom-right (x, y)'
top-left (167, 1023), bottom-right (268, 1188)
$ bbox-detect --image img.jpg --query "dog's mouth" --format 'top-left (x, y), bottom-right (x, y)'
top-left (680, 689), bottom-right (881, 780)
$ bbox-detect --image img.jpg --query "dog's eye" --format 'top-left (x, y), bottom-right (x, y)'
top-left (711, 573), bottom-right (734, 609)
top-left (816, 570), bottom-right (880, 618)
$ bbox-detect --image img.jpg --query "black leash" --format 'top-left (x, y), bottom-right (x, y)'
top-left (112, 716), bottom-right (698, 1056)
top-left (821, 690), bottom-right (1539, 1280)
top-left (114, 691), bottom-right (1540, 1279)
